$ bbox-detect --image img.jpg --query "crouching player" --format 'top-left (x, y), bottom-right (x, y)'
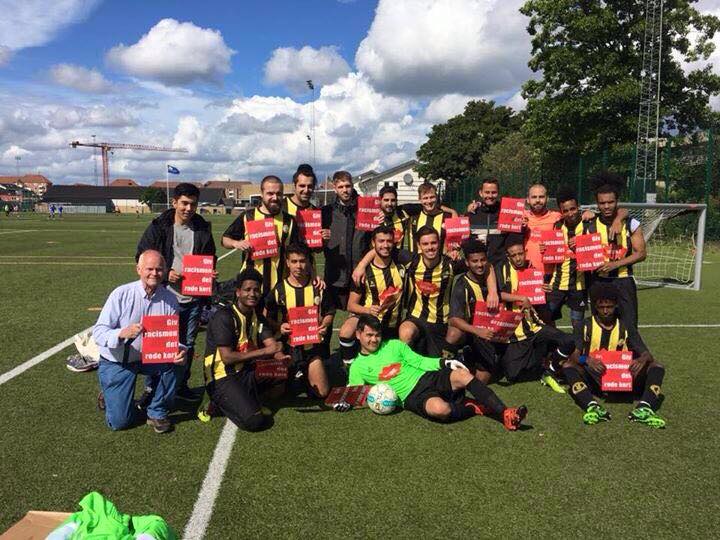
top-left (202, 269), bottom-right (290, 432)
top-left (265, 243), bottom-right (334, 399)
top-left (341, 315), bottom-right (527, 430)
top-left (562, 282), bottom-right (666, 428)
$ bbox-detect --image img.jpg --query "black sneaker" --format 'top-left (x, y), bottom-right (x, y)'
top-left (175, 386), bottom-right (201, 402)
top-left (135, 387), bottom-right (154, 411)
top-left (146, 417), bottom-right (173, 434)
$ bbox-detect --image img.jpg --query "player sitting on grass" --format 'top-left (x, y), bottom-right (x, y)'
top-left (264, 243), bottom-right (334, 399)
top-left (496, 235), bottom-right (576, 391)
top-left (341, 315), bottom-right (527, 430)
top-left (202, 269), bottom-right (291, 432)
top-left (338, 225), bottom-right (405, 363)
top-left (561, 282), bottom-right (666, 428)
top-left (444, 240), bottom-right (504, 383)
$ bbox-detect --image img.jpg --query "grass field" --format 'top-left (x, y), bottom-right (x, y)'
top-left (1, 213), bottom-right (719, 538)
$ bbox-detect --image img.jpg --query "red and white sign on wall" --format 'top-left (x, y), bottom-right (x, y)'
top-left (596, 350), bottom-right (634, 392)
top-left (246, 218), bottom-right (279, 260)
top-left (356, 196), bottom-right (382, 231)
top-left (540, 229), bottom-right (568, 264)
top-left (443, 216), bottom-right (471, 249)
top-left (181, 255), bottom-right (214, 296)
top-left (296, 209), bottom-right (323, 248)
top-left (288, 305), bottom-right (321, 346)
top-left (497, 197), bottom-right (525, 233)
top-left (575, 233), bottom-right (605, 271)
top-left (141, 315), bottom-right (179, 364)
top-left (516, 268), bottom-right (546, 305)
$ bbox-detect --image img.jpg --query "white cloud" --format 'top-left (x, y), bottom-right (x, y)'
top-left (172, 116), bottom-right (205, 156)
top-left (423, 94), bottom-right (483, 123)
top-left (220, 112), bottom-right (301, 135)
top-left (264, 46), bottom-right (351, 92)
top-left (356, 0), bottom-right (531, 97)
top-left (2, 145), bottom-right (31, 161)
top-left (0, 0), bottom-right (99, 51)
top-left (505, 90), bottom-right (527, 111)
top-left (0, 46), bottom-right (12, 67)
top-left (50, 64), bottom-right (114, 93)
top-left (106, 18), bottom-right (235, 86)
top-left (48, 105), bottom-right (138, 129)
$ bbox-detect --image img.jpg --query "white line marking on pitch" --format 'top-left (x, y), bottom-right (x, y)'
top-left (0, 248), bottom-right (237, 387)
top-left (182, 421), bottom-right (238, 540)
top-left (0, 328), bottom-right (91, 386)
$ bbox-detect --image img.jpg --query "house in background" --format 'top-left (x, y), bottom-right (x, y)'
top-left (110, 178), bottom-right (139, 187)
top-left (352, 160), bottom-right (445, 204)
top-left (0, 174), bottom-right (52, 196)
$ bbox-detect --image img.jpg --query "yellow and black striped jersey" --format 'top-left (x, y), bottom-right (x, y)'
top-left (582, 315), bottom-right (647, 356)
top-left (404, 253), bottom-right (455, 324)
top-left (550, 219), bottom-right (589, 292)
top-left (222, 207), bottom-right (297, 294)
top-left (282, 196), bottom-right (317, 218)
top-left (586, 216), bottom-right (638, 278)
top-left (449, 273), bottom-right (489, 321)
top-left (495, 259), bottom-right (543, 341)
top-left (406, 210), bottom-right (453, 254)
top-left (203, 305), bottom-right (272, 384)
top-left (351, 260), bottom-right (405, 329)
top-left (383, 208), bottom-right (411, 248)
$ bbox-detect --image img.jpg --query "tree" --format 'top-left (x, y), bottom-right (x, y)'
top-left (415, 100), bottom-right (523, 188)
top-left (139, 187), bottom-right (166, 207)
top-left (481, 132), bottom-right (541, 196)
top-left (520, 0), bottom-right (720, 156)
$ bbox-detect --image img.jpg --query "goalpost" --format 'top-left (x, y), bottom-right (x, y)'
top-left (583, 203), bottom-right (707, 291)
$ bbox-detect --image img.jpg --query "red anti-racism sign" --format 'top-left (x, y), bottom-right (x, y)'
top-left (497, 197), bottom-right (525, 233)
top-left (296, 209), bottom-right (323, 249)
top-left (288, 305), bottom-right (320, 347)
top-left (471, 302), bottom-right (524, 343)
top-left (541, 229), bottom-right (568, 264)
top-left (575, 233), bottom-right (605, 271)
top-left (254, 359), bottom-right (289, 380)
top-left (324, 385), bottom-right (371, 407)
top-left (181, 255), bottom-right (214, 296)
top-left (444, 216), bottom-right (471, 249)
top-left (516, 268), bottom-right (546, 305)
top-left (357, 196), bottom-right (382, 231)
top-left (246, 218), bottom-right (279, 260)
top-left (141, 315), bottom-right (179, 364)
top-left (595, 349), bottom-right (634, 392)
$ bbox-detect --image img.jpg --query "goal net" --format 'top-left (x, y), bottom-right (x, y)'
top-left (583, 203), bottom-right (707, 290)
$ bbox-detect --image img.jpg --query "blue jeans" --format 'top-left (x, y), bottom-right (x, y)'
top-left (98, 359), bottom-right (177, 430)
top-left (144, 299), bottom-right (202, 393)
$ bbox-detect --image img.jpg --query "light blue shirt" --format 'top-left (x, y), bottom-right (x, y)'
top-left (93, 280), bottom-right (180, 363)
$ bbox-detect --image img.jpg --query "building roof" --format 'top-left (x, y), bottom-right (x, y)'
top-left (0, 174), bottom-right (52, 185)
top-left (204, 180), bottom-right (252, 189)
top-left (110, 178), bottom-right (139, 187)
top-left (355, 160), bottom-right (419, 187)
top-left (149, 180), bottom-right (203, 189)
top-left (43, 184), bottom-right (226, 205)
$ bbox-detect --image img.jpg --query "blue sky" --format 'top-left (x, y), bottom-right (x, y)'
top-left (0, 0), bottom-right (718, 185)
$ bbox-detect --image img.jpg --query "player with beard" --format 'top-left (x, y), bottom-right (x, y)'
top-left (222, 176), bottom-right (298, 295)
top-left (466, 179), bottom-right (508, 265)
top-left (561, 282), bottom-right (666, 428)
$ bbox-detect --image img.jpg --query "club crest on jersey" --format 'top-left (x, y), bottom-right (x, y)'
top-left (379, 363), bottom-right (401, 380)
top-left (416, 280), bottom-right (439, 296)
top-left (283, 224), bottom-right (289, 234)
top-left (314, 296), bottom-right (321, 305)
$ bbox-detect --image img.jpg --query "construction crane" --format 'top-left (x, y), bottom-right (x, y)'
top-left (70, 140), bottom-right (188, 186)
top-left (633, 0), bottom-right (664, 202)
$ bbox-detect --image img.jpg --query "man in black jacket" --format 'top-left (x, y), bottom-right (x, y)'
top-left (466, 178), bottom-right (507, 266)
top-left (321, 170), bottom-right (369, 310)
top-left (136, 182), bottom-right (217, 400)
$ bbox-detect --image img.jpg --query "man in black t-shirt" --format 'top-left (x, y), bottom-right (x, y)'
top-left (202, 269), bottom-right (290, 432)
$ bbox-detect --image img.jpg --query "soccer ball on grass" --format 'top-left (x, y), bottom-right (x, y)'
top-left (366, 383), bottom-right (398, 415)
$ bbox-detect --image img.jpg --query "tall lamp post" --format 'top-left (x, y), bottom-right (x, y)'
top-left (306, 80), bottom-right (316, 166)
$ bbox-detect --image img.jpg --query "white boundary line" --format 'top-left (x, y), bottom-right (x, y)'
top-left (0, 249), bottom-right (237, 387)
top-left (182, 421), bottom-right (238, 540)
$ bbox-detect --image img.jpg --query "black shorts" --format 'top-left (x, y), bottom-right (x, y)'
top-left (546, 289), bottom-right (588, 320)
top-left (463, 336), bottom-right (502, 378)
top-left (403, 368), bottom-right (464, 419)
top-left (403, 316), bottom-right (447, 356)
top-left (328, 286), bottom-right (351, 311)
top-left (498, 326), bottom-right (575, 382)
top-left (207, 369), bottom-right (268, 431)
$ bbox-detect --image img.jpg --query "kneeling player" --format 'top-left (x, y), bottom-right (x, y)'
top-left (339, 225), bottom-right (405, 364)
top-left (265, 243), bottom-right (334, 399)
top-left (496, 236), bottom-right (576, 390)
top-left (445, 240), bottom-right (501, 383)
top-left (562, 282), bottom-right (666, 428)
top-left (203, 269), bottom-right (290, 432)
top-left (344, 315), bottom-right (527, 430)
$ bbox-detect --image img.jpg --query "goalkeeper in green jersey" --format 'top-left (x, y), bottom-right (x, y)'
top-left (342, 315), bottom-right (527, 430)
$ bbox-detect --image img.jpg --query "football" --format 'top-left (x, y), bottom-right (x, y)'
top-left (366, 383), bottom-right (398, 415)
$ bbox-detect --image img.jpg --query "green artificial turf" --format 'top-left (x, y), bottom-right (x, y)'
top-left (0, 213), bottom-right (718, 537)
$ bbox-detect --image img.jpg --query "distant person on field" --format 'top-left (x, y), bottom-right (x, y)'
top-left (49, 204), bottom-right (56, 219)
top-left (4, 204), bottom-right (9, 217)
top-left (93, 250), bottom-right (186, 433)
top-left (136, 182), bottom-right (217, 403)
top-left (58, 204), bottom-right (63, 218)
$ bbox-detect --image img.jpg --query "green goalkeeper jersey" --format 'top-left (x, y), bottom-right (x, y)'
top-left (348, 339), bottom-right (440, 403)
